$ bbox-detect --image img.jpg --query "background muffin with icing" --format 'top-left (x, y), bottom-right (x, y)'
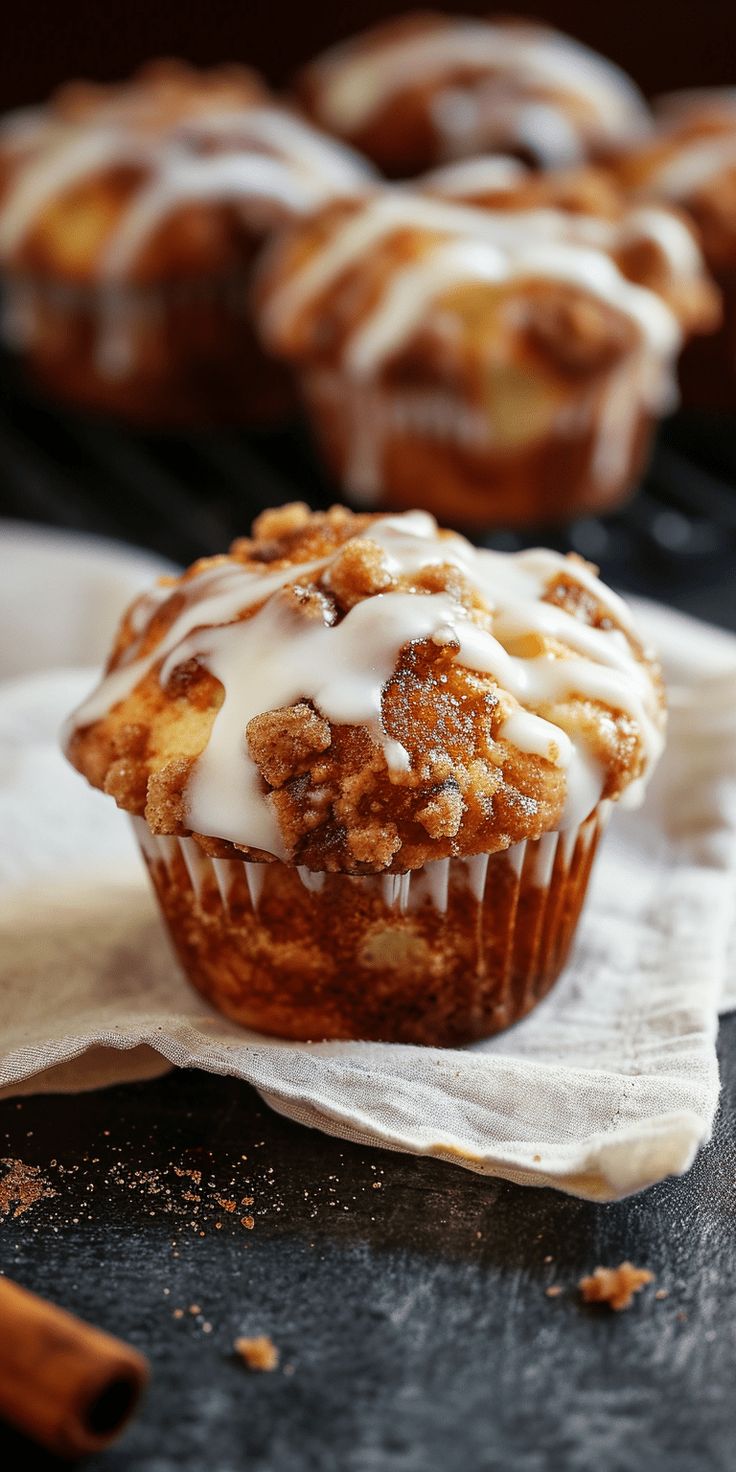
top-left (64, 503), bottom-right (665, 1046)
top-left (255, 190), bottom-right (718, 526)
top-left (0, 58), bottom-right (375, 423)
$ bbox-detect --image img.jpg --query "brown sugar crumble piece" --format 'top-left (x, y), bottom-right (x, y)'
top-left (247, 703), bottom-right (331, 788)
top-left (235, 1335), bottom-right (279, 1372)
top-left (545, 1285), bottom-right (563, 1299)
top-left (0, 1158), bottom-right (56, 1219)
top-left (325, 536), bottom-right (395, 608)
top-left (579, 1262), bottom-right (654, 1311)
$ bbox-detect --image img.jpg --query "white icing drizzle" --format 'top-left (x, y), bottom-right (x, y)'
top-left (311, 21), bottom-right (648, 155)
top-left (262, 193), bottom-right (683, 370)
top-left (432, 90), bottom-right (588, 168)
top-left (0, 129), bottom-right (156, 256)
top-left (101, 152), bottom-right (338, 280)
top-left (174, 107), bottom-right (374, 189)
top-left (420, 154), bottom-right (530, 195)
top-left (646, 134), bottom-right (736, 200)
top-left (419, 167), bottom-right (703, 281)
top-left (0, 105), bottom-right (372, 263)
top-left (69, 511), bottom-right (664, 861)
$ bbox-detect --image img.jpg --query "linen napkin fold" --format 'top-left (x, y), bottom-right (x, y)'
top-left (1, 521), bottom-right (735, 1201)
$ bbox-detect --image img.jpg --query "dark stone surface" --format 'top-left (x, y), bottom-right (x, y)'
top-left (0, 1021), bottom-right (735, 1472)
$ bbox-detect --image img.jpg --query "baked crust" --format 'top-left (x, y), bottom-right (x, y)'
top-left (66, 504), bottom-right (665, 874)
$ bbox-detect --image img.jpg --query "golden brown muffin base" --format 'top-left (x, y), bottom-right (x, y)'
top-left (135, 806), bottom-right (605, 1046)
top-left (303, 373), bottom-right (653, 528)
top-left (3, 272), bottom-right (293, 426)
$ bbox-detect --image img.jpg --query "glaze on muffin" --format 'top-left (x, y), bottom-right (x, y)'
top-left (66, 504), bottom-right (664, 874)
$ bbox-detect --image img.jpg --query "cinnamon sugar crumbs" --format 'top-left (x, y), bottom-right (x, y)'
top-left (241, 1214), bottom-right (255, 1230)
top-left (235, 1335), bottom-right (279, 1372)
top-left (215, 1197), bottom-right (237, 1213)
top-left (0, 1158), bottom-right (56, 1219)
top-left (579, 1262), bottom-right (654, 1311)
top-left (545, 1286), bottom-right (563, 1298)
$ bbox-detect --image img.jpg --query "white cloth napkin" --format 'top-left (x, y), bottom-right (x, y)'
top-left (2, 520), bottom-right (735, 1202)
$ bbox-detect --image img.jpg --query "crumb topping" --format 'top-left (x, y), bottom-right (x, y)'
top-left (65, 505), bottom-right (665, 873)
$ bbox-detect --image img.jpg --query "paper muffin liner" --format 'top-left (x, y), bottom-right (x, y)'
top-left (0, 270), bottom-right (290, 425)
top-left (132, 802), bottom-right (611, 1046)
top-left (302, 366), bottom-right (654, 527)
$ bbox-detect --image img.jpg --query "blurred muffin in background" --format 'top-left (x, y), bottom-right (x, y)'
top-left (612, 91), bottom-right (736, 408)
top-left (0, 59), bottom-right (375, 425)
top-left (254, 190), bottom-right (718, 528)
top-left (294, 13), bottom-right (651, 178)
top-left (64, 502), bottom-right (665, 1045)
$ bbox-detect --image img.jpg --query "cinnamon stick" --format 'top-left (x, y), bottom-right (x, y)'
top-left (0, 1276), bottom-right (148, 1458)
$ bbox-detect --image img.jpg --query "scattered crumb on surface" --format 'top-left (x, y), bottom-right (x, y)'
top-left (241, 1214), bottom-right (255, 1230)
top-left (545, 1285), bottom-right (563, 1298)
top-left (579, 1262), bottom-right (654, 1311)
top-left (543, 1255), bottom-right (554, 1264)
top-left (235, 1335), bottom-right (279, 1372)
top-left (654, 1289), bottom-right (669, 1301)
top-left (0, 1158), bottom-right (56, 1219)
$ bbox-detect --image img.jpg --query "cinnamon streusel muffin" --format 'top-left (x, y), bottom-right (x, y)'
top-left (0, 59), bottom-right (374, 424)
top-left (295, 13), bottom-right (650, 177)
top-left (255, 190), bottom-right (718, 526)
top-left (64, 503), bottom-right (665, 1046)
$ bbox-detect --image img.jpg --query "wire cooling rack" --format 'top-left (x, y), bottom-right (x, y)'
top-left (1, 353), bottom-right (734, 629)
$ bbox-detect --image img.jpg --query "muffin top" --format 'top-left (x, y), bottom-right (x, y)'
top-left (65, 504), bottom-right (665, 874)
top-left (256, 192), bottom-right (716, 401)
top-left (414, 164), bottom-right (718, 334)
top-left (295, 12), bottom-right (650, 174)
top-left (0, 59), bottom-right (375, 285)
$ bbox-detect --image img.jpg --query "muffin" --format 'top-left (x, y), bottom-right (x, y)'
top-left (612, 91), bottom-right (736, 408)
top-left (0, 59), bottom-right (375, 424)
top-left (254, 190), bottom-right (718, 527)
top-left (295, 13), bottom-right (650, 177)
top-left (64, 503), bottom-right (665, 1046)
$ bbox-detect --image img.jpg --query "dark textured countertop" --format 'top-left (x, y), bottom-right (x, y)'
top-left (0, 1031), bottom-right (735, 1472)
